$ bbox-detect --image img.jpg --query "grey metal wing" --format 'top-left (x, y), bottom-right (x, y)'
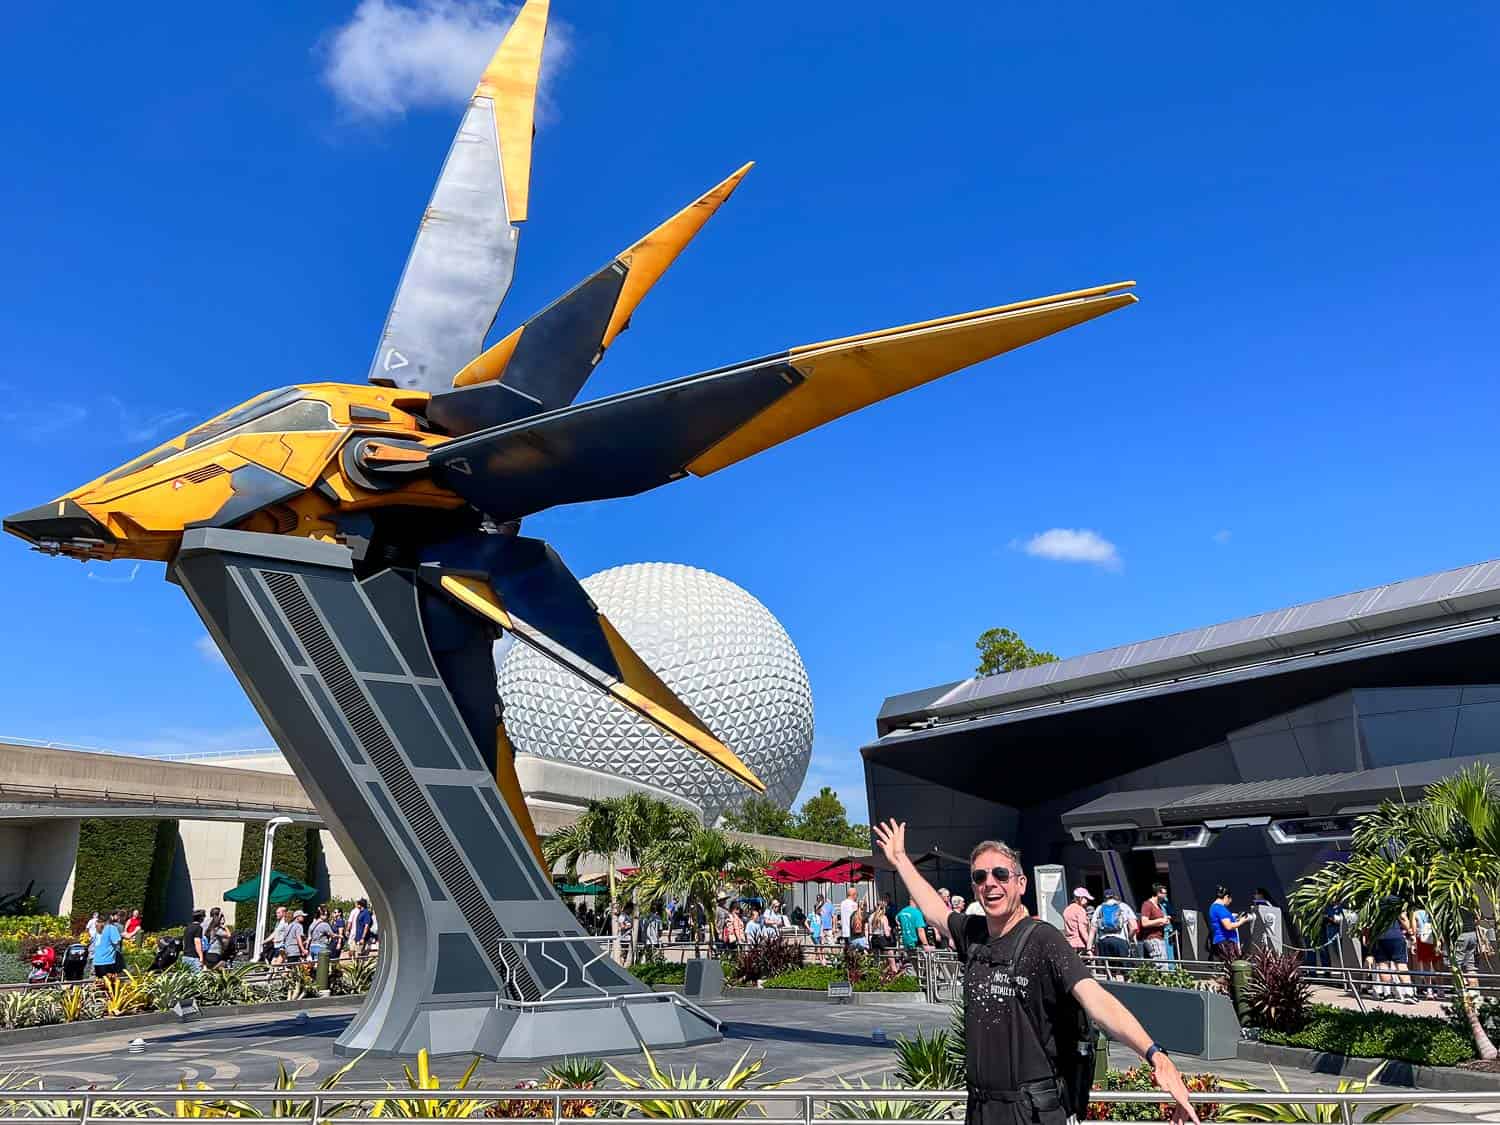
top-left (367, 0), bottom-right (549, 392)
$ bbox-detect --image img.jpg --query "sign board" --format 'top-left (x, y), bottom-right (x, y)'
top-left (827, 980), bottom-right (854, 1001)
top-left (1033, 864), bottom-right (1067, 930)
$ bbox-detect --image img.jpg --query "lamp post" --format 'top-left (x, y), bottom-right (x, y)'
top-left (252, 816), bottom-right (295, 961)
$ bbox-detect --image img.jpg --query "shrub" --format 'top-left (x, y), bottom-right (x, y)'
top-left (69, 818), bottom-right (177, 932)
top-left (1260, 1004), bottom-right (1474, 1067)
top-left (1126, 964), bottom-right (1199, 991)
top-left (730, 934), bottom-right (803, 983)
top-left (333, 955), bottom-right (378, 996)
top-left (631, 960), bottom-right (686, 985)
top-left (893, 1026), bottom-right (963, 1090)
top-left (1242, 947), bottom-right (1311, 1032)
top-left (761, 964), bottom-right (920, 993)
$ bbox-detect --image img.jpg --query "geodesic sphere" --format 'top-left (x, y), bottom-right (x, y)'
top-left (497, 562), bottom-right (813, 822)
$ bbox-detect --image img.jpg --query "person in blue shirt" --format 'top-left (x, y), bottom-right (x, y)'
top-left (818, 895), bottom-right (836, 944)
top-left (1208, 887), bottom-right (1246, 963)
top-left (352, 898), bottom-right (374, 956)
top-left (93, 910), bottom-right (125, 978)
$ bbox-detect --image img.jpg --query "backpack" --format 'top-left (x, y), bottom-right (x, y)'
top-left (965, 919), bottom-right (1096, 1119)
top-left (1096, 901), bottom-right (1123, 937)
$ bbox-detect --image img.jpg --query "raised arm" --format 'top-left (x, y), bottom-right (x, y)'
top-left (874, 820), bottom-right (955, 935)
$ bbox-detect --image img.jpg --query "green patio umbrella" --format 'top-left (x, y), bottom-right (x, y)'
top-left (223, 870), bottom-right (319, 904)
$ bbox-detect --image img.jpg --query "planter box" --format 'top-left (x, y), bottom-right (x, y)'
top-left (1101, 981), bottom-right (1239, 1060)
top-left (0, 993), bottom-right (361, 1049)
top-left (684, 958), bottom-right (723, 1000)
top-left (721, 985), bottom-right (929, 1006)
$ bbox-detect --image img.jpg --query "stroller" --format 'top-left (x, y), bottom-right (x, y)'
top-left (149, 935), bottom-right (182, 972)
top-left (27, 944), bottom-right (58, 985)
top-left (61, 943), bottom-right (88, 982)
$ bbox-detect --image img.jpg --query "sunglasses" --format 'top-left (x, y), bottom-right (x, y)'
top-left (971, 866), bottom-right (1018, 886)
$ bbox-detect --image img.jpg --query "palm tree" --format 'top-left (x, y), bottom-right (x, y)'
top-left (544, 795), bottom-right (698, 958)
top-left (624, 827), bottom-right (778, 945)
top-left (1289, 763), bottom-right (1500, 1060)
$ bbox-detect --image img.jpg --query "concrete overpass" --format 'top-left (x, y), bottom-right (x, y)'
top-left (0, 739), bottom-right (852, 919)
top-left (0, 740), bottom-right (322, 825)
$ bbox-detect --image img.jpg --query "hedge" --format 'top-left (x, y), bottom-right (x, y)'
top-left (233, 823), bottom-right (322, 931)
top-left (762, 963), bottom-right (922, 992)
top-left (1259, 1003), bottom-right (1474, 1067)
top-left (69, 819), bottom-right (177, 932)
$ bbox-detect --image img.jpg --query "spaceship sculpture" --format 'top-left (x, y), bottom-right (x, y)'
top-left (4, 1), bottom-right (1134, 1059)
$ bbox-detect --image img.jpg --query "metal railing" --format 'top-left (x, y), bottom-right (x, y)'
top-left (0, 778), bottom-right (317, 818)
top-left (0, 1085), bottom-right (1477, 1125)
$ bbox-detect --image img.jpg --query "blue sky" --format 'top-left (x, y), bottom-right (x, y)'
top-left (2, 3), bottom-right (1496, 823)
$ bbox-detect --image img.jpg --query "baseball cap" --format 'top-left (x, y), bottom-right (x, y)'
top-left (1072, 887), bottom-right (1093, 900)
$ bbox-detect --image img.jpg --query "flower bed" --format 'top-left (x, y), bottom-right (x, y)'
top-left (0, 959), bottom-right (376, 1030)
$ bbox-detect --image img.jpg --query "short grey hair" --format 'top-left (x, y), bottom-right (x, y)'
top-left (969, 839), bottom-right (1022, 873)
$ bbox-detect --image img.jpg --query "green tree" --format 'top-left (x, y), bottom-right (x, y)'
top-left (1289, 763), bottom-right (1500, 1060)
top-left (544, 794), bottom-right (697, 955)
top-left (623, 827), bottom-right (776, 944)
top-left (721, 796), bottom-right (796, 838)
top-left (975, 627), bottom-right (1057, 677)
top-left (793, 787), bottom-right (870, 850)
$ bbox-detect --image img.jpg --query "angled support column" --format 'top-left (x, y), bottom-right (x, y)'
top-left (172, 528), bottom-right (719, 1059)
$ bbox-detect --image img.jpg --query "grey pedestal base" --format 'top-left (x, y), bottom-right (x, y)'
top-left (173, 528), bottom-right (723, 1061)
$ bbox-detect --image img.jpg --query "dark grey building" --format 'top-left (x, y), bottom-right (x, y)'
top-left (862, 559), bottom-right (1500, 940)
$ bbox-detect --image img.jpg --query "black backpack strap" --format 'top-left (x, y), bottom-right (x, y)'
top-left (1006, 921), bottom-right (1075, 1105)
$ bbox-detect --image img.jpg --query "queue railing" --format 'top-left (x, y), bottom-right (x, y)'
top-left (0, 1085), bottom-right (1477, 1125)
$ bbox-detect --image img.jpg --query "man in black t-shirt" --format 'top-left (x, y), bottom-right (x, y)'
top-left (183, 909), bottom-right (207, 974)
top-left (875, 820), bottom-right (1197, 1125)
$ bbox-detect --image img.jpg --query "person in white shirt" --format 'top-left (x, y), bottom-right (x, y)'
top-left (762, 899), bottom-right (787, 939)
top-left (839, 885), bottom-right (858, 942)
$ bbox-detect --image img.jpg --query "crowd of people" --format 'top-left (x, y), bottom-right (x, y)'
top-left (72, 898), bottom-right (379, 977)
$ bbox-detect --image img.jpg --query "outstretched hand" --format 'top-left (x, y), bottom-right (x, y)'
top-left (1152, 1053), bottom-right (1201, 1124)
top-left (873, 819), bottom-right (909, 868)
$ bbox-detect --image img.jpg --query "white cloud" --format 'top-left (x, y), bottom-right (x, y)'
top-left (1213, 529), bottom-right (1232, 545)
top-left (195, 633), bottom-right (228, 667)
top-left (1015, 528), bottom-right (1121, 570)
top-left (107, 396), bottom-right (191, 445)
top-left (85, 563), bottom-right (142, 585)
top-left (321, 0), bottom-right (571, 122)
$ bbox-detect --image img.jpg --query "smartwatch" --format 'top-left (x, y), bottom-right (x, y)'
top-left (1145, 1043), bottom-right (1167, 1064)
